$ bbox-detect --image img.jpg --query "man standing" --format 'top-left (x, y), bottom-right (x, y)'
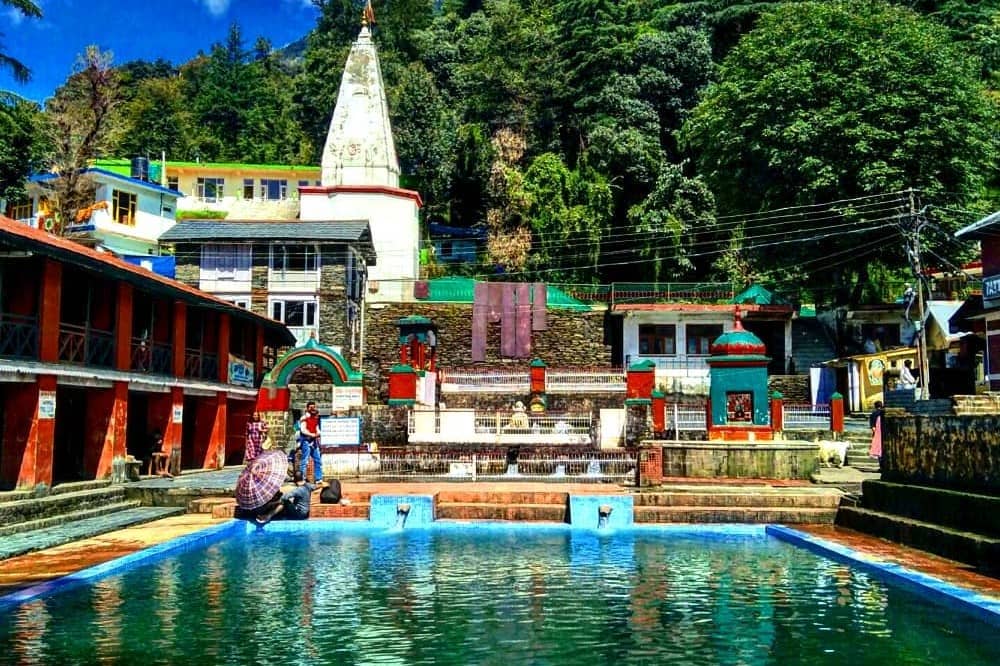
top-left (298, 401), bottom-right (324, 484)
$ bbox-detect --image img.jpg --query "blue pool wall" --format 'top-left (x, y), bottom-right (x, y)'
top-left (568, 494), bottom-right (634, 529)
top-left (368, 494), bottom-right (435, 527)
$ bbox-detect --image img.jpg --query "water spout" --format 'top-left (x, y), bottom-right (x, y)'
top-left (598, 504), bottom-right (613, 529)
top-left (395, 503), bottom-right (411, 529)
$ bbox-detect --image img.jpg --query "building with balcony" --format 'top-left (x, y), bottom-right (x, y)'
top-left (9, 166), bottom-right (182, 257)
top-left (0, 215), bottom-right (294, 489)
top-left (953, 210), bottom-right (1000, 389)
top-left (159, 220), bottom-right (375, 367)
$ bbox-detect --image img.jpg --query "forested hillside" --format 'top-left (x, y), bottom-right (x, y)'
top-left (2, 0), bottom-right (998, 305)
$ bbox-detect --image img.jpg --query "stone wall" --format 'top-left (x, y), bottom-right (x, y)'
top-left (362, 303), bottom-right (611, 402)
top-left (175, 244), bottom-right (198, 287)
top-left (883, 414), bottom-right (1000, 494)
top-left (767, 375), bottom-right (810, 404)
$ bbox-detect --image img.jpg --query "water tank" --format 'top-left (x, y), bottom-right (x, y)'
top-left (130, 156), bottom-right (150, 182)
top-left (149, 162), bottom-right (162, 184)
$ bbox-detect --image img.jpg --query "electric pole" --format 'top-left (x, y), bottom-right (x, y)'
top-left (906, 189), bottom-right (931, 401)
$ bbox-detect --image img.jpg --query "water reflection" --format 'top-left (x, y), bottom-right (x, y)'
top-left (11, 599), bottom-right (50, 665)
top-left (91, 576), bottom-right (123, 664)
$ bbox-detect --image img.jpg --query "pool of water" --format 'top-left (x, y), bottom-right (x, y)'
top-left (1, 523), bottom-right (997, 665)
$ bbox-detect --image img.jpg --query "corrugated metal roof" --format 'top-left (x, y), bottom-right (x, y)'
top-left (416, 277), bottom-right (590, 310)
top-left (159, 220), bottom-right (376, 263)
top-left (955, 210), bottom-right (1000, 240)
top-left (31, 168), bottom-right (184, 198)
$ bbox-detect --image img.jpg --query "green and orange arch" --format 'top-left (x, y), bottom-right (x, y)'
top-left (256, 337), bottom-right (363, 411)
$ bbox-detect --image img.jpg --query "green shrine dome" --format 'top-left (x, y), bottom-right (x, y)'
top-left (709, 319), bottom-right (768, 358)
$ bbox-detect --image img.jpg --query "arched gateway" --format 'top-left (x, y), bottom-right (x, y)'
top-left (256, 337), bottom-right (363, 412)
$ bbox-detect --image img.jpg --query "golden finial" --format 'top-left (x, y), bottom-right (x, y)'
top-left (362, 0), bottom-right (376, 27)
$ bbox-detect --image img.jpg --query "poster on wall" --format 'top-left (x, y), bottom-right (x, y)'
top-left (228, 355), bottom-right (255, 387)
top-left (320, 416), bottom-right (361, 447)
top-left (38, 391), bottom-right (56, 420)
top-left (725, 392), bottom-right (753, 423)
top-left (331, 386), bottom-right (364, 412)
top-left (172, 405), bottom-right (184, 424)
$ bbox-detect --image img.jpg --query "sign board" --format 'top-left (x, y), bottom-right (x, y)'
top-left (319, 416), bottom-right (361, 447)
top-left (38, 391), bottom-right (56, 420)
top-left (331, 385), bottom-right (364, 412)
top-left (228, 354), bottom-right (255, 387)
top-left (172, 405), bottom-right (184, 424)
top-left (985, 274), bottom-right (1000, 308)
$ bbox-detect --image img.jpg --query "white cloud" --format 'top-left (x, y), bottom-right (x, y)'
top-left (7, 8), bottom-right (25, 25)
top-left (200, 0), bottom-right (231, 16)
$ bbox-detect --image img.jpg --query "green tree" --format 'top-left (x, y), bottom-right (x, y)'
top-left (683, 0), bottom-right (996, 300)
top-left (1, 0), bottom-right (41, 83)
top-left (0, 92), bottom-right (43, 203)
top-left (115, 76), bottom-right (189, 159)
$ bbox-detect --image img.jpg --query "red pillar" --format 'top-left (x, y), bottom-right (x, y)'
top-left (651, 390), bottom-right (665, 434)
top-left (39, 260), bottom-right (62, 363)
top-left (626, 360), bottom-right (655, 401)
top-left (149, 386), bottom-right (185, 467)
top-left (115, 283), bottom-right (133, 371)
top-left (83, 381), bottom-right (128, 479)
top-left (770, 391), bottom-right (784, 434)
top-left (530, 359), bottom-right (546, 394)
top-left (193, 392), bottom-right (228, 470)
top-left (830, 392), bottom-right (844, 434)
top-left (1, 379), bottom-right (57, 488)
top-left (388, 364), bottom-right (417, 405)
top-left (639, 446), bottom-right (663, 487)
top-left (172, 301), bottom-right (187, 378)
top-left (217, 312), bottom-right (231, 384)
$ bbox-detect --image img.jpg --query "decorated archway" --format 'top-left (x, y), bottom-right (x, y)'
top-left (256, 337), bottom-right (363, 411)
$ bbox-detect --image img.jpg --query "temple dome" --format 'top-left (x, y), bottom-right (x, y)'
top-left (710, 319), bottom-right (767, 357)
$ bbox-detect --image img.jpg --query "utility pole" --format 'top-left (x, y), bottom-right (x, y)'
top-left (906, 189), bottom-right (931, 401)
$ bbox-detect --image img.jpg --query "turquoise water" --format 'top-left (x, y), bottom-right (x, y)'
top-left (1, 525), bottom-right (998, 665)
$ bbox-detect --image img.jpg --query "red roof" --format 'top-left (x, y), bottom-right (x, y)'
top-left (0, 215), bottom-right (293, 344)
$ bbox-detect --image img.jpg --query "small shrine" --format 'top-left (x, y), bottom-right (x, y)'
top-left (397, 315), bottom-right (438, 372)
top-left (706, 312), bottom-right (773, 441)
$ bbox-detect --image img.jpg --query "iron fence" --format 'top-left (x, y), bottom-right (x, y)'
top-left (409, 409), bottom-right (593, 445)
top-left (782, 403), bottom-right (831, 430)
top-left (545, 369), bottom-right (625, 393)
top-left (439, 368), bottom-right (530, 393)
top-left (58, 323), bottom-right (114, 367)
top-left (0, 313), bottom-right (38, 359)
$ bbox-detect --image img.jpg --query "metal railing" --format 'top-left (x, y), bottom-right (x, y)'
top-left (665, 405), bottom-right (709, 433)
top-left (184, 348), bottom-right (219, 381)
top-left (0, 313), bottom-right (38, 359)
top-left (364, 447), bottom-right (636, 482)
top-left (408, 409), bottom-right (593, 445)
top-left (782, 404), bottom-right (831, 430)
top-left (545, 369), bottom-right (625, 393)
top-left (131, 338), bottom-right (172, 374)
top-left (439, 368), bottom-right (530, 394)
top-left (627, 355), bottom-right (711, 374)
top-left (58, 323), bottom-right (114, 367)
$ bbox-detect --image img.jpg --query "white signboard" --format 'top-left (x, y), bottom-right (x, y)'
top-left (331, 385), bottom-right (364, 412)
top-left (319, 416), bottom-right (362, 447)
top-left (38, 391), bottom-right (56, 420)
top-left (172, 405), bottom-right (184, 424)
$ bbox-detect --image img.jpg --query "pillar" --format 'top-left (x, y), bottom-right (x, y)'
top-left (639, 446), bottom-right (663, 487)
top-left (626, 360), bottom-right (655, 402)
top-left (39, 259), bottom-right (62, 363)
top-left (149, 386), bottom-right (184, 473)
top-left (1, 376), bottom-right (58, 488)
top-left (172, 301), bottom-right (187, 378)
top-left (530, 358), bottom-right (546, 394)
top-left (115, 283), bottom-right (133, 371)
top-left (254, 327), bottom-right (265, 385)
top-left (770, 391), bottom-right (784, 437)
top-left (83, 381), bottom-right (128, 478)
top-left (217, 312), bottom-right (230, 384)
top-left (192, 391), bottom-right (228, 470)
top-left (651, 390), bottom-right (666, 435)
top-left (830, 392), bottom-right (844, 435)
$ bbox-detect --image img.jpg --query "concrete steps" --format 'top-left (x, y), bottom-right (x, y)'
top-left (0, 506), bottom-right (185, 561)
top-left (633, 487), bottom-right (842, 524)
top-left (0, 486), bottom-right (128, 527)
top-left (0, 500), bottom-right (143, 537)
top-left (836, 506), bottom-right (1000, 573)
top-left (436, 502), bottom-right (567, 522)
top-left (635, 506), bottom-right (839, 524)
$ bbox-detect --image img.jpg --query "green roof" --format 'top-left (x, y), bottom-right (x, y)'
top-left (93, 158), bottom-right (321, 176)
top-left (418, 277), bottom-right (590, 311)
top-left (730, 284), bottom-right (788, 306)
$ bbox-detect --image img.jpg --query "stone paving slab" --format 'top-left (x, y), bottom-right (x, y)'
top-left (0, 506), bottom-right (185, 562)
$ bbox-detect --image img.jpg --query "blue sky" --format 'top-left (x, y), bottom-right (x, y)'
top-left (2, 0), bottom-right (320, 102)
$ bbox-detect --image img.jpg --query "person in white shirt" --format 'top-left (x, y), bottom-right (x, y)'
top-left (899, 360), bottom-right (918, 389)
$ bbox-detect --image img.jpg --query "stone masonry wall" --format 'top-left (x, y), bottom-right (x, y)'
top-left (362, 303), bottom-right (611, 402)
top-left (883, 413), bottom-right (1000, 494)
top-left (175, 244), bottom-right (199, 287)
top-left (767, 375), bottom-right (810, 404)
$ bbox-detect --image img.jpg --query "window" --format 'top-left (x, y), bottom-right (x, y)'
top-left (7, 200), bottom-right (31, 220)
top-left (196, 177), bottom-right (225, 202)
top-left (271, 299), bottom-right (318, 327)
top-left (270, 243), bottom-right (318, 272)
top-left (298, 180), bottom-right (309, 188)
top-left (687, 324), bottom-right (723, 355)
top-left (638, 325), bottom-right (676, 355)
top-left (202, 244), bottom-right (251, 280)
top-left (167, 176), bottom-right (179, 191)
top-left (112, 190), bottom-right (137, 226)
top-left (227, 297), bottom-right (250, 309)
top-left (243, 178), bottom-right (255, 200)
top-left (261, 179), bottom-right (288, 201)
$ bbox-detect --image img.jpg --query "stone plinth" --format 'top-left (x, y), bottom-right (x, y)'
top-left (653, 441), bottom-right (820, 480)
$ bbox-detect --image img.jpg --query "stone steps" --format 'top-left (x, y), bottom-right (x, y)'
top-left (634, 489), bottom-right (842, 509)
top-left (0, 506), bottom-right (185, 561)
top-left (836, 506), bottom-right (1000, 574)
top-left (859, 480), bottom-right (1000, 538)
top-left (0, 486), bottom-right (128, 527)
top-left (635, 506), bottom-right (839, 524)
top-left (436, 502), bottom-right (567, 522)
top-left (0, 500), bottom-right (143, 538)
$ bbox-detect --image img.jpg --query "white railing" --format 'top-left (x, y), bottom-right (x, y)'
top-left (666, 405), bottom-right (708, 432)
top-left (408, 409), bottom-right (592, 445)
top-left (439, 369), bottom-right (530, 394)
top-left (366, 448), bottom-right (636, 482)
top-left (628, 355), bottom-right (711, 375)
top-left (782, 404), bottom-right (831, 430)
top-left (545, 369), bottom-right (626, 393)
